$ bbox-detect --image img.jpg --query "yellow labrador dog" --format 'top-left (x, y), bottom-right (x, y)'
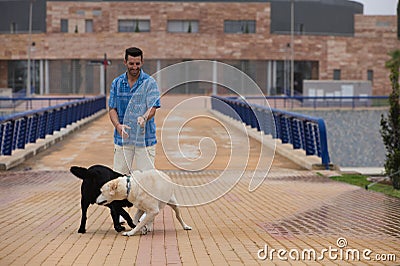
top-left (96, 169), bottom-right (192, 236)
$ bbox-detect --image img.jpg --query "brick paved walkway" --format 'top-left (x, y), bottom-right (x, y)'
top-left (1, 170), bottom-right (399, 265)
top-left (0, 96), bottom-right (399, 265)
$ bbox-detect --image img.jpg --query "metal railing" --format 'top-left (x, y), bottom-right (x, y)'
top-left (0, 96), bottom-right (87, 117)
top-left (211, 95), bottom-right (331, 169)
top-left (0, 95), bottom-right (106, 156)
top-left (245, 95), bottom-right (389, 110)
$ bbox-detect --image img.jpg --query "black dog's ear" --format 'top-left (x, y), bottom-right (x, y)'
top-left (70, 166), bottom-right (89, 180)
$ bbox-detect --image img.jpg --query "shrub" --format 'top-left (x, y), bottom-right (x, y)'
top-left (380, 49), bottom-right (400, 189)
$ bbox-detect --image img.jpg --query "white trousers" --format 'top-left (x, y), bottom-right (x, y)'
top-left (113, 144), bottom-right (156, 175)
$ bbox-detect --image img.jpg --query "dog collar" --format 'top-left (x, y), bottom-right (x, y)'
top-left (126, 176), bottom-right (131, 196)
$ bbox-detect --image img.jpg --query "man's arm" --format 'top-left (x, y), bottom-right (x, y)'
top-left (109, 108), bottom-right (130, 138)
top-left (144, 106), bottom-right (157, 121)
top-left (137, 107), bottom-right (157, 127)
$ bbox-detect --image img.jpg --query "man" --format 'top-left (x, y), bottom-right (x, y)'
top-left (109, 47), bottom-right (160, 174)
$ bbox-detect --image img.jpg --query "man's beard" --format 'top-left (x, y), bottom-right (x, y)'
top-left (129, 68), bottom-right (140, 76)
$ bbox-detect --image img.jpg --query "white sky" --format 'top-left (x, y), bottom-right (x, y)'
top-left (354, 0), bottom-right (397, 15)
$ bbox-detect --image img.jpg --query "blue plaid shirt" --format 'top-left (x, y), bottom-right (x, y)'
top-left (109, 70), bottom-right (160, 147)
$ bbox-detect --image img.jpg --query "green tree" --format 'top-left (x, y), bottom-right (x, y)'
top-left (380, 49), bottom-right (400, 189)
top-left (397, 0), bottom-right (400, 40)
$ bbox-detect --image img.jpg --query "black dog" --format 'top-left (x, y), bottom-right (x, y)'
top-left (70, 165), bottom-right (136, 233)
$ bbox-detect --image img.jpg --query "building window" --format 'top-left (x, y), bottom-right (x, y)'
top-left (118, 19), bottom-right (150, 32)
top-left (224, 20), bottom-right (256, 34)
top-left (376, 21), bottom-right (391, 27)
top-left (61, 19), bottom-right (68, 33)
top-left (85, 19), bottom-right (93, 33)
top-left (167, 20), bottom-right (198, 33)
top-left (367, 69), bottom-right (373, 82)
top-left (333, 69), bottom-right (341, 80)
top-left (92, 10), bottom-right (102, 17)
top-left (275, 60), bottom-right (319, 95)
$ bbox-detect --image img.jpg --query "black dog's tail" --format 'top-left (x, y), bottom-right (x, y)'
top-left (70, 166), bottom-right (89, 180)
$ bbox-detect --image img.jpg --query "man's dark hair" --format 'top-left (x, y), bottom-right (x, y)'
top-left (125, 47), bottom-right (143, 61)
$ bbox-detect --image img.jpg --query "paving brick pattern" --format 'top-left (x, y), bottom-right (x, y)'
top-left (0, 97), bottom-right (399, 265)
top-left (0, 169), bottom-right (399, 265)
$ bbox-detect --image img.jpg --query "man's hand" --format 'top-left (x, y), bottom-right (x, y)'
top-left (117, 124), bottom-right (131, 138)
top-left (137, 116), bottom-right (147, 128)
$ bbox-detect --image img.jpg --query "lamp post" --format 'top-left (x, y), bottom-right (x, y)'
top-left (290, 0), bottom-right (294, 98)
top-left (284, 43), bottom-right (290, 94)
top-left (26, 0), bottom-right (33, 97)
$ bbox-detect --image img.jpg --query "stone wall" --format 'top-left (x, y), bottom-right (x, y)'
top-left (297, 108), bottom-right (387, 168)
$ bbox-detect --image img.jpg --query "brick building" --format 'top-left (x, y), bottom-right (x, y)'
top-left (0, 0), bottom-right (398, 96)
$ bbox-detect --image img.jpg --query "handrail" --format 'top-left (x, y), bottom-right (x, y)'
top-left (243, 95), bottom-right (389, 109)
top-left (0, 96), bottom-right (85, 101)
top-left (0, 95), bottom-right (106, 156)
top-left (0, 96), bottom-right (87, 114)
top-left (211, 95), bottom-right (331, 169)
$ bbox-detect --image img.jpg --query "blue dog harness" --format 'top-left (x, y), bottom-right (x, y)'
top-left (126, 176), bottom-right (131, 196)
